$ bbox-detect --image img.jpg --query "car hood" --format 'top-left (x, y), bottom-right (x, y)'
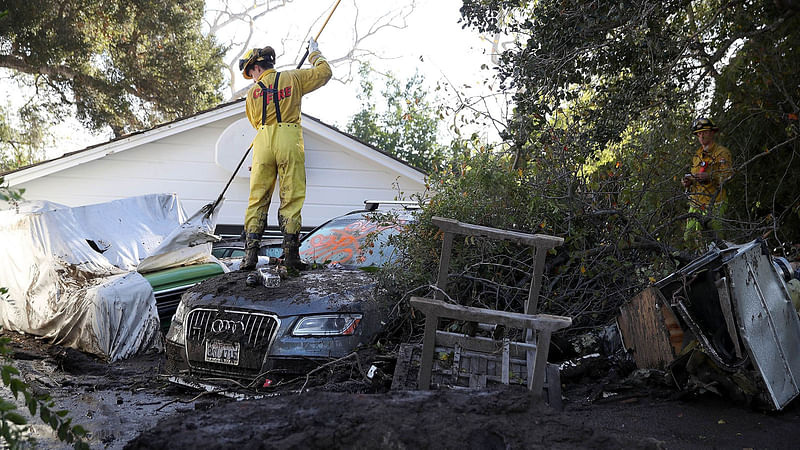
top-left (179, 269), bottom-right (380, 317)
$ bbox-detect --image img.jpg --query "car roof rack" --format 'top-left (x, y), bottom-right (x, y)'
top-left (363, 200), bottom-right (423, 211)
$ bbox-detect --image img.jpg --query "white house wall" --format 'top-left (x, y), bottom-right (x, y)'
top-left (8, 113), bottom-right (425, 230)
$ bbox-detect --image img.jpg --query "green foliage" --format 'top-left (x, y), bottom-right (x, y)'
top-left (346, 64), bottom-right (448, 172)
top-left (387, 138), bottom-right (682, 329)
top-left (0, 333), bottom-right (90, 449)
top-left (379, 0), bottom-right (800, 331)
top-left (0, 104), bottom-right (48, 172)
top-left (459, 0), bottom-right (800, 251)
top-left (380, 2), bottom-right (800, 337)
top-left (711, 12), bottom-right (800, 250)
top-left (0, 177), bottom-right (24, 202)
top-left (0, 0), bottom-right (225, 147)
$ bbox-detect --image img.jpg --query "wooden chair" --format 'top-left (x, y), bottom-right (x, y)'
top-left (411, 217), bottom-right (572, 401)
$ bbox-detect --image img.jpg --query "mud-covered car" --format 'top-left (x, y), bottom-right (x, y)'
top-left (164, 205), bottom-right (411, 381)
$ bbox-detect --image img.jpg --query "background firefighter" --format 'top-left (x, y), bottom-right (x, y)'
top-left (681, 117), bottom-right (733, 248)
top-left (239, 39), bottom-right (332, 271)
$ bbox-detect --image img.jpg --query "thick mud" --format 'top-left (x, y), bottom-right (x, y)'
top-left (3, 331), bottom-right (800, 449)
top-left (124, 380), bottom-right (800, 450)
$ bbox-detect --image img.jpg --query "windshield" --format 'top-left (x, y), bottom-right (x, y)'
top-left (299, 212), bottom-right (406, 267)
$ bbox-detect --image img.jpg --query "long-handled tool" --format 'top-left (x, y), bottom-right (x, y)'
top-left (209, 143), bottom-right (253, 213)
top-left (296, 0), bottom-right (342, 69)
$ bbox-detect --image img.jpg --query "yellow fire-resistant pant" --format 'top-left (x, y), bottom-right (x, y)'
top-left (684, 201), bottom-right (727, 250)
top-left (244, 123), bottom-right (306, 235)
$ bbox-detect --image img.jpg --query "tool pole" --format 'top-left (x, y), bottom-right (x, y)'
top-left (296, 0), bottom-right (342, 69)
top-left (210, 144), bottom-right (253, 213)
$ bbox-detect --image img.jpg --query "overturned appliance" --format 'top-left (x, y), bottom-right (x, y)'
top-left (617, 239), bottom-right (800, 410)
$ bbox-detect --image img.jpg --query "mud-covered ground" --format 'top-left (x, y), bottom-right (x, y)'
top-left (3, 331), bottom-right (800, 449)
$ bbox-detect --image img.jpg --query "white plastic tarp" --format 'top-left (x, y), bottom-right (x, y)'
top-left (0, 193), bottom-right (222, 361)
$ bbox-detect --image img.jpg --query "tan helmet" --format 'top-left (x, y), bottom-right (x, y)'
top-left (239, 47), bottom-right (275, 79)
top-left (692, 117), bottom-right (719, 134)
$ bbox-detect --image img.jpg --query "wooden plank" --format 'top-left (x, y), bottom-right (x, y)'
top-left (501, 339), bottom-right (510, 385)
top-left (411, 297), bottom-right (572, 332)
top-left (432, 216), bottom-right (563, 248)
top-left (545, 363), bottom-right (563, 409)
top-left (616, 287), bottom-right (681, 369)
top-left (451, 344), bottom-right (462, 384)
top-left (529, 330), bottom-right (552, 397)
top-left (526, 245), bottom-right (548, 315)
top-left (469, 374), bottom-right (486, 388)
top-left (434, 231), bottom-right (454, 300)
top-left (477, 355), bottom-right (488, 374)
top-left (418, 315), bottom-right (439, 390)
top-left (435, 331), bottom-right (535, 358)
top-left (390, 343), bottom-right (417, 390)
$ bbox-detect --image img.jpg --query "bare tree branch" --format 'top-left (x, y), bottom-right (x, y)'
top-left (211, 0), bottom-right (417, 100)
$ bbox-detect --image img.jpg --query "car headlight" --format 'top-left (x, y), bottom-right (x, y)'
top-left (165, 301), bottom-right (188, 345)
top-left (292, 314), bottom-right (362, 336)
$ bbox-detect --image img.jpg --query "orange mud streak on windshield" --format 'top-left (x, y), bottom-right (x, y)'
top-left (300, 219), bottom-right (396, 265)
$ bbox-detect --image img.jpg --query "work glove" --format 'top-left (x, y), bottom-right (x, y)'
top-left (308, 38), bottom-right (319, 54)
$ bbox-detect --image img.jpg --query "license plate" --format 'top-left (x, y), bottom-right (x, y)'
top-left (205, 340), bottom-right (240, 365)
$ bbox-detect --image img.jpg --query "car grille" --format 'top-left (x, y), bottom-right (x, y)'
top-left (184, 308), bottom-right (279, 378)
top-left (154, 288), bottom-right (187, 323)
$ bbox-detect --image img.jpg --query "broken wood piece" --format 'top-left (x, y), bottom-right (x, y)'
top-left (617, 287), bottom-right (682, 370)
top-left (501, 339), bottom-right (510, 385)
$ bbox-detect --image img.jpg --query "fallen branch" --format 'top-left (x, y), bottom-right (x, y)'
top-left (298, 352), bottom-right (365, 393)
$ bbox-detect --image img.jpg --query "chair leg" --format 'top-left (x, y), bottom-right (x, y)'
top-left (529, 330), bottom-right (552, 398)
top-left (418, 315), bottom-right (437, 390)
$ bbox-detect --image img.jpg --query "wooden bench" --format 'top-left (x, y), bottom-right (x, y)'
top-left (411, 217), bottom-right (572, 401)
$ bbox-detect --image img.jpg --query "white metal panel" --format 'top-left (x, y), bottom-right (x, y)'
top-left (727, 242), bottom-right (800, 410)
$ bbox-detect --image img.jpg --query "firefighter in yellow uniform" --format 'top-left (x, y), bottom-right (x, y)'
top-left (239, 39), bottom-right (332, 270)
top-left (681, 117), bottom-right (733, 248)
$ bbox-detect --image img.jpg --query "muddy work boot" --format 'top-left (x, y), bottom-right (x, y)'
top-left (240, 234), bottom-right (261, 271)
top-left (281, 233), bottom-right (306, 271)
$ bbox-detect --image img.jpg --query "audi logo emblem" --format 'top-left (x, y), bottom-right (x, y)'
top-left (211, 319), bottom-right (245, 334)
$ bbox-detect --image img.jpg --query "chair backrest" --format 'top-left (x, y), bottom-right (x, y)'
top-left (431, 216), bottom-right (564, 314)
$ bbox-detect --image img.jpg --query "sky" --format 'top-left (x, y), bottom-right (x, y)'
top-left (48, 0), bottom-right (509, 158)
top-left (232, 0), bottom-right (506, 131)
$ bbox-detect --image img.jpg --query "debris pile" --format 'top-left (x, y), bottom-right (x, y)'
top-left (617, 239), bottom-right (800, 410)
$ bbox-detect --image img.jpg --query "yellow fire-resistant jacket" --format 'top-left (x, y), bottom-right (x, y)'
top-left (688, 142), bottom-right (733, 209)
top-left (245, 51), bottom-right (332, 127)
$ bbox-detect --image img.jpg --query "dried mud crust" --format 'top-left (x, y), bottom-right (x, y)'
top-left (184, 269), bottom-right (382, 309)
top-left (125, 383), bottom-right (800, 450)
top-left (124, 387), bottom-right (653, 450)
